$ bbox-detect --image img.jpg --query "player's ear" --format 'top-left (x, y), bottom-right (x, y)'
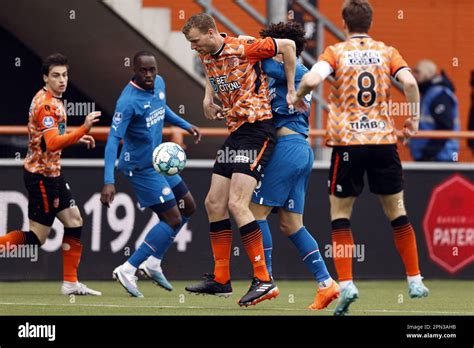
top-left (43, 74), bottom-right (48, 84)
top-left (342, 20), bottom-right (347, 32)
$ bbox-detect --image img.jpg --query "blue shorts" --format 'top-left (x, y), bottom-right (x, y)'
top-left (252, 133), bottom-right (313, 214)
top-left (123, 167), bottom-right (189, 211)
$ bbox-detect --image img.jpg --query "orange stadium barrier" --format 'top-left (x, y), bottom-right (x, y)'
top-left (1, 126), bottom-right (474, 143)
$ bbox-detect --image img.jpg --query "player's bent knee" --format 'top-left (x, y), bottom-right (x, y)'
top-left (65, 215), bottom-right (83, 228)
top-left (205, 194), bottom-right (225, 215)
top-left (57, 207), bottom-right (83, 228)
top-left (162, 213), bottom-right (182, 230)
top-left (249, 202), bottom-right (271, 220)
top-left (74, 215), bottom-right (84, 227)
top-left (278, 214), bottom-right (303, 236)
top-left (227, 197), bottom-right (248, 218)
top-left (181, 196), bottom-right (197, 217)
top-left (379, 194), bottom-right (407, 221)
top-left (329, 196), bottom-right (354, 220)
top-left (384, 208), bottom-right (407, 222)
top-left (279, 221), bottom-right (293, 236)
top-left (29, 220), bottom-right (51, 245)
top-left (29, 228), bottom-right (48, 245)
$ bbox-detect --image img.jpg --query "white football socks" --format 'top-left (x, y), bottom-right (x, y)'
top-left (407, 274), bottom-right (423, 284)
top-left (146, 256), bottom-right (162, 271)
top-left (318, 277), bottom-right (333, 289)
top-left (339, 280), bottom-right (353, 290)
top-left (122, 261), bottom-right (137, 274)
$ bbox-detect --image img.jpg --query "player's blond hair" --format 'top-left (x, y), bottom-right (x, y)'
top-left (182, 13), bottom-right (218, 35)
top-left (342, 0), bottom-right (373, 33)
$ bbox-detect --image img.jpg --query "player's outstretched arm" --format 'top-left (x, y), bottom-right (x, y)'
top-left (297, 69), bottom-right (323, 97)
top-left (43, 111), bottom-right (101, 152)
top-left (397, 69), bottom-right (421, 141)
top-left (164, 105), bottom-right (201, 143)
top-left (292, 57), bottom-right (334, 112)
top-left (275, 38), bottom-right (297, 106)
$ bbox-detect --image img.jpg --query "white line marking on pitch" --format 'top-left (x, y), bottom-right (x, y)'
top-left (0, 302), bottom-right (471, 315)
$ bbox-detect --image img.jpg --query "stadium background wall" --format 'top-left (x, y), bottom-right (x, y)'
top-left (1, 164), bottom-right (473, 281)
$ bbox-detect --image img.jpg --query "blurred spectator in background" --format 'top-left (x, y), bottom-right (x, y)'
top-left (409, 59), bottom-right (460, 161)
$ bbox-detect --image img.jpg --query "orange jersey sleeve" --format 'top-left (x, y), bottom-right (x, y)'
top-left (43, 125), bottom-right (88, 152)
top-left (390, 47), bottom-right (409, 78)
top-left (318, 45), bottom-right (337, 70)
top-left (242, 37), bottom-right (277, 64)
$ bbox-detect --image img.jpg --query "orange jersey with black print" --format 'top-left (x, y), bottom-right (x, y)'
top-left (200, 34), bottom-right (278, 132)
top-left (24, 88), bottom-right (67, 177)
top-left (317, 35), bottom-right (409, 146)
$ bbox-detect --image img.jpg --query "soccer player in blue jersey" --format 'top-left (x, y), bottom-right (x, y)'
top-left (101, 51), bottom-right (201, 297)
top-left (249, 22), bottom-right (340, 310)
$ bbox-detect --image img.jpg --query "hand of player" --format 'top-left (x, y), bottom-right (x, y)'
top-left (188, 125), bottom-right (202, 144)
top-left (286, 90), bottom-right (297, 113)
top-left (100, 184), bottom-right (116, 208)
top-left (78, 135), bottom-right (96, 149)
top-left (402, 117), bottom-right (419, 145)
top-left (84, 111), bottom-right (101, 131)
top-left (203, 99), bottom-right (224, 120)
top-left (291, 93), bottom-right (309, 113)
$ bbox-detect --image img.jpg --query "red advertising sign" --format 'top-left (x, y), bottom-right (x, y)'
top-left (423, 174), bottom-right (474, 274)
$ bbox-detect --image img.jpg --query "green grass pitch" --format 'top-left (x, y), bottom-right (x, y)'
top-left (0, 280), bottom-right (472, 316)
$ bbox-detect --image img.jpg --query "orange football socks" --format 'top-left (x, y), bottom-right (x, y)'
top-left (331, 219), bottom-right (354, 282)
top-left (391, 216), bottom-right (421, 276)
top-left (209, 219), bottom-right (233, 284)
top-left (240, 221), bottom-right (270, 282)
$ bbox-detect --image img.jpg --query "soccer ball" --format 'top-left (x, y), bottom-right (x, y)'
top-left (152, 142), bottom-right (187, 176)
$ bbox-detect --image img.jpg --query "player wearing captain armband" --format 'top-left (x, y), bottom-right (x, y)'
top-left (292, 0), bottom-right (428, 316)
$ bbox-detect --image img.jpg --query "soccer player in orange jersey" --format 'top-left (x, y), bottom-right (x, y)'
top-left (0, 53), bottom-right (102, 296)
top-left (292, 0), bottom-right (428, 315)
top-left (182, 13), bottom-right (297, 306)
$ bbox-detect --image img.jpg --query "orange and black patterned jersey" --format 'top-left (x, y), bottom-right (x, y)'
top-left (24, 88), bottom-right (67, 177)
top-left (200, 34), bottom-right (278, 132)
top-left (317, 35), bottom-right (410, 146)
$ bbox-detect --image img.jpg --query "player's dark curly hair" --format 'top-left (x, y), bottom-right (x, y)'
top-left (259, 21), bottom-right (307, 57)
top-left (41, 53), bottom-right (68, 76)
